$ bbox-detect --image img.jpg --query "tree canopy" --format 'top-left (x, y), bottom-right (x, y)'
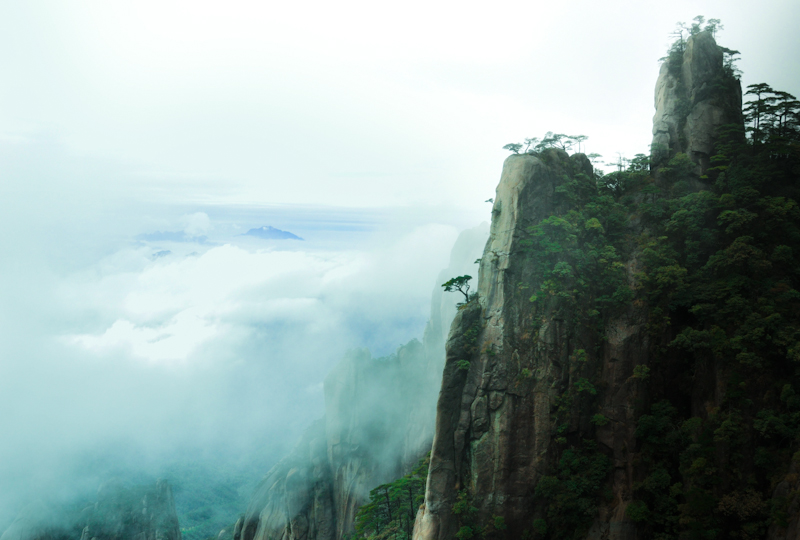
top-left (502, 133), bottom-right (589, 156)
top-left (506, 25), bottom-right (800, 536)
top-left (353, 455), bottom-right (429, 540)
top-left (442, 275), bottom-right (473, 303)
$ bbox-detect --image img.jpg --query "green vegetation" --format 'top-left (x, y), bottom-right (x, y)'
top-left (357, 17), bottom-right (800, 540)
top-left (354, 455), bottom-right (429, 540)
top-left (442, 275), bottom-right (475, 305)
top-left (167, 462), bottom-right (257, 540)
top-left (453, 490), bottom-right (479, 540)
top-left (534, 441), bottom-right (611, 540)
top-left (623, 94), bottom-right (800, 538)
top-left (450, 490), bottom-right (508, 540)
top-left (523, 109), bottom-right (799, 538)
top-left (743, 83), bottom-right (800, 147)
top-left (614, 20), bottom-right (799, 539)
top-left (506, 18), bottom-right (800, 540)
top-left (503, 133), bottom-right (589, 155)
top-left (507, 140), bottom-right (640, 537)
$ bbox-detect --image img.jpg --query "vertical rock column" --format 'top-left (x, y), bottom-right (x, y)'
top-left (413, 151), bottom-right (580, 540)
top-left (651, 30), bottom-right (742, 173)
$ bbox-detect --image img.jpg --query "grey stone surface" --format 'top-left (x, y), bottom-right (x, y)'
top-left (651, 31), bottom-right (742, 173)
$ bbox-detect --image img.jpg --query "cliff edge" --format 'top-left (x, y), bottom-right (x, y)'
top-left (414, 25), bottom-right (800, 540)
top-left (412, 149), bottom-right (642, 540)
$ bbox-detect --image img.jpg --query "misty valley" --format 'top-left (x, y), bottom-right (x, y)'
top-left (4, 14), bottom-right (800, 540)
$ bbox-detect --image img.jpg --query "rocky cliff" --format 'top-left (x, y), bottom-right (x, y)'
top-left (414, 29), bottom-right (800, 540)
top-left (234, 225), bottom-right (489, 540)
top-left (651, 31), bottom-right (742, 173)
top-left (1, 480), bottom-right (181, 540)
top-left (413, 149), bottom-right (634, 540)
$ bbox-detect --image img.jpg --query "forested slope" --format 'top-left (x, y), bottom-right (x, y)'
top-left (411, 25), bottom-right (800, 540)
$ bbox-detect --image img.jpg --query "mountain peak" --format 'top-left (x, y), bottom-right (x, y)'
top-left (244, 226), bottom-right (303, 240)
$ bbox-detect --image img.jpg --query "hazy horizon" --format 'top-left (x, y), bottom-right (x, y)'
top-left (2, 0), bottom-right (799, 535)
top-left (0, 197), bottom-right (488, 529)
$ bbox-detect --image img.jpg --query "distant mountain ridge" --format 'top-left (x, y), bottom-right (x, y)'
top-left (244, 226), bottom-right (303, 240)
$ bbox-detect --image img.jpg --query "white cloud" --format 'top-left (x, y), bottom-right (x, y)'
top-left (70, 311), bottom-right (221, 363)
top-left (181, 212), bottom-right (211, 236)
top-left (66, 224), bottom-right (457, 365)
top-left (4, 1), bottom-right (796, 208)
top-left (0, 198), bottom-right (469, 525)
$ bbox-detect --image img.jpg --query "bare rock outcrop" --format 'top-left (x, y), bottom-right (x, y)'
top-left (413, 150), bottom-right (646, 540)
top-left (651, 31), bottom-right (742, 173)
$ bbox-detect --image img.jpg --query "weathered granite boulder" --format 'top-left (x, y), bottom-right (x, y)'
top-left (651, 31), bottom-right (742, 173)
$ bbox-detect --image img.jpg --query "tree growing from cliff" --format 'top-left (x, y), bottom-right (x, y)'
top-left (442, 275), bottom-right (473, 303)
top-left (572, 134), bottom-right (588, 153)
top-left (744, 83), bottom-right (775, 145)
top-left (662, 16), bottom-right (726, 70)
top-left (538, 132), bottom-right (587, 153)
top-left (502, 133), bottom-right (589, 155)
top-left (721, 46), bottom-right (742, 78)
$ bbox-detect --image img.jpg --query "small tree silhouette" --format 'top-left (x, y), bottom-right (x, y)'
top-left (442, 275), bottom-right (473, 303)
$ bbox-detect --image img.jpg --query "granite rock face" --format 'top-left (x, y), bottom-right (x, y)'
top-left (0, 481), bottom-right (181, 540)
top-left (238, 225), bottom-right (489, 540)
top-left (413, 150), bottom-right (647, 540)
top-left (651, 31), bottom-right (742, 173)
top-left (412, 72), bottom-right (747, 538)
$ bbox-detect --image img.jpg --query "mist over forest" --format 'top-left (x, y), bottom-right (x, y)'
top-left (0, 178), bottom-right (482, 532)
top-left (2, 2), bottom-right (800, 540)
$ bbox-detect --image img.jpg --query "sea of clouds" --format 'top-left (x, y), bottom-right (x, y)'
top-left (0, 140), bottom-right (484, 528)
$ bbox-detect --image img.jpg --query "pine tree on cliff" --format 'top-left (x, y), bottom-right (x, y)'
top-left (441, 275), bottom-right (472, 303)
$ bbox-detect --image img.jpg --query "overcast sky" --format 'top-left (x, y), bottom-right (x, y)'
top-left (2, 0), bottom-right (798, 209)
top-left (1, 0), bottom-right (799, 530)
